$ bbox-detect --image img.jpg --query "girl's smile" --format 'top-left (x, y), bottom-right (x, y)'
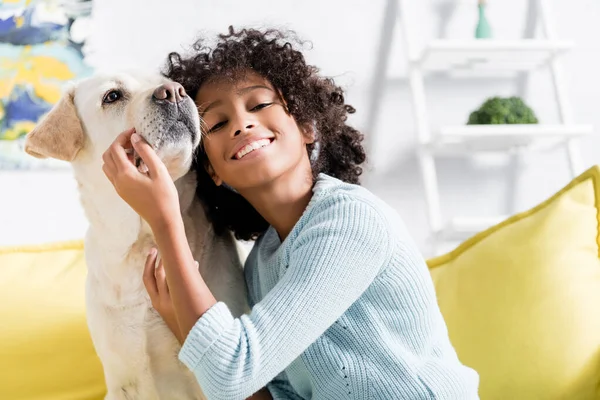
top-left (231, 136), bottom-right (274, 160)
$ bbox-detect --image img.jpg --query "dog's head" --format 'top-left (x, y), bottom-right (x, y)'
top-left (24, 71), bottom-right (201, 181)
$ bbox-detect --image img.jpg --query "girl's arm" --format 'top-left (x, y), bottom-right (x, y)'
top-left (144, 241), bottom-right (274, 400)
top-left (151, 217), bottom-right (218, 340)
top-left (173, 197), bottom-right (390, 400)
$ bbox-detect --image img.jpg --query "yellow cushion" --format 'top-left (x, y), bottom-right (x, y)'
top-left (0, 241), bottom-right (106, 400)
top-left (427, 165), bottom-right (600, 399)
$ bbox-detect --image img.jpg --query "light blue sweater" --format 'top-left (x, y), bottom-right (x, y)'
top-left (179, 173), bottom-right (480, 400)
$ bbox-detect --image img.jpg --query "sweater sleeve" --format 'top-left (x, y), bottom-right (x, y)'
top-left (267, 371), bottom-right (306, 400)
top-left (179, 196), bottom-right (390, 400)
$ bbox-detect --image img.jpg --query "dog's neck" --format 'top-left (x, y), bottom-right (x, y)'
top-left (72, 159), bottom-right (199, 277)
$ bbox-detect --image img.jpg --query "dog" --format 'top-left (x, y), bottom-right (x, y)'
top-left (24, 71), bottom-right (249, 400)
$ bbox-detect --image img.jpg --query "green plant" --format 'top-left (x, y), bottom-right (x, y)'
top-left (468, 96), bottom-right (539, 125)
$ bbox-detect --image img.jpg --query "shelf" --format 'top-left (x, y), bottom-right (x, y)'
top-left (419, 40), bottom-right (572, 76)
top-left (435, 216), bottom-right (508, 241)
top-left (423, 124), bottom-right (593, 154)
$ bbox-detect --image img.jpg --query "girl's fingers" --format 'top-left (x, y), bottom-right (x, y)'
top-left (115, 127), bottom-right (136, 146)
top-left (106, 128), bottom-right (137, 172)
top-left (101, 163), bottom-right (115, 184)
top-left (131, 134), bottom-right (166, 178)
top-left (110, 139), bottom-right (136, 172)
top-left (155, 257), bottom-right (169, 295)
top-left (143, 248), bottom-right (159, 297)
top-left (101, 147), bottom-right (117, 177)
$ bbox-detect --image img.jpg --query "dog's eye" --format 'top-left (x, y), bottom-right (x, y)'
top-left (103, 90), bottom-right (122, 104)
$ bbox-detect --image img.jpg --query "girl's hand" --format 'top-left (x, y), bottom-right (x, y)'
top-left (143, 248), bottom-right (187, 343)
top-left (145, 248), bottom-right (271, 396)
top-left (101, 128), bottom-right (180, 229)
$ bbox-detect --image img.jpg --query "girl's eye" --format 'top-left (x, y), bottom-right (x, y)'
top-left (207, 121), bottom-right (227, 133)
top-left (251, 103), bottom-right (272, 111)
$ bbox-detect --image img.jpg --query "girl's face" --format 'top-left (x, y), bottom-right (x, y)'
top-left (196, 71), bottom-right (314, 191)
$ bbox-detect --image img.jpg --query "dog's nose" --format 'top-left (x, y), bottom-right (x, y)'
top-left (153, 82), bottom-right (186, 103)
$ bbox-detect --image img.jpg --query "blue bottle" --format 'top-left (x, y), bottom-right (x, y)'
top-left (476, 0), bottom-right (493, 39)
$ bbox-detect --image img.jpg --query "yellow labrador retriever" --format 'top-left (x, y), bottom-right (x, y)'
top-left (25, 72), bottom-right (249, 400)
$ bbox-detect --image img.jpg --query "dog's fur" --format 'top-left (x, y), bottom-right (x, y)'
top-left (25, 72), bottom-right (249, 400)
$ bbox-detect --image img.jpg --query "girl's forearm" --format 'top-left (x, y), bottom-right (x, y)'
top-left (153, 218), bottom-right (272, 400)
top-left (152, 217), bottom-right (217, 340)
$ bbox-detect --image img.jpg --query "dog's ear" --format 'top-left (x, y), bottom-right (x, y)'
top-left (24, 87), bottom-right (84, 161)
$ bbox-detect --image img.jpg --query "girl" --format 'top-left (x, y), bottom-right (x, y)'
top-left (102, 27), bottom-right (479, 400)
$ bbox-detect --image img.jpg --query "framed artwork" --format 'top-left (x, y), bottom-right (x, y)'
top-left (0, 0), bottom-right (93, 169)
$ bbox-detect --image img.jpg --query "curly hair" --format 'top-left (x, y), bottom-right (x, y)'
top-left (163, 26), bottom-right (366, 240)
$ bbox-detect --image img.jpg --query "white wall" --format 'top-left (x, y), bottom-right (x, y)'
top-left (1, 0), bottom-right (599, 256)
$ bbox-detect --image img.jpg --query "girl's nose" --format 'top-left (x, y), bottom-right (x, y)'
top-left (234, 123), bottom-right (255, 137)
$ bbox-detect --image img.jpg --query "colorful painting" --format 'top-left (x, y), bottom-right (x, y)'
top-left (0, 0), bottom-right (93, 169)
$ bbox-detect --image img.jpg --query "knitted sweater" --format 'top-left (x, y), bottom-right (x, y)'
top-left (179, 173), bottom-right (480, 400)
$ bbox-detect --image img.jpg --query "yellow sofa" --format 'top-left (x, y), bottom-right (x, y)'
top-left (0, 241), bottom-right (106, 400)
top-left (2, 166), bottom-right (600, 399)
top-left (428, 165), bottom-right (600, 399)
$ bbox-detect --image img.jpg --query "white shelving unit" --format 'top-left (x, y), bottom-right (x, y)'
top-left (420, 40), bottom-right (572, 75)
top-left (428, 124), bottom-right (592, 154)
top-left (367, 0), bottom-right (594, 255)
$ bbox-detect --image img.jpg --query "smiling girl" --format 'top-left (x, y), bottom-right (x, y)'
top-left (102, 27), bottom-right (479, 400)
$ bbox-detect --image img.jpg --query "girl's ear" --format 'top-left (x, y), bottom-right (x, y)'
top-left (301, 121), bottom-right (317, 145)
top-left (206, 163), bottom-right (223, 186)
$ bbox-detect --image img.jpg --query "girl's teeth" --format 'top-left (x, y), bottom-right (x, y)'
top-left (236, 139), bottom-right (271, 159)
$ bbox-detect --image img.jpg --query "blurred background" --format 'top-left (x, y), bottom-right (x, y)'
top-left (1, 0), bottom-right (599, 257)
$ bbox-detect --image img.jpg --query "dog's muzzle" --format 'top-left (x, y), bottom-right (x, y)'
top-left (131, 81), bottom-right (199, 175)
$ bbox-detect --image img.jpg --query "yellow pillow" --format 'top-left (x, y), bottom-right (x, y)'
top-left (428, 165), bottom-right (600, 399)
top-left (0, 241), bottom-right (106, 400)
